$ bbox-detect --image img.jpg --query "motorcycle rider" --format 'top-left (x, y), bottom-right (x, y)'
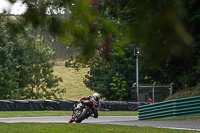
top-left (69, 92), bottom-right (100, 123)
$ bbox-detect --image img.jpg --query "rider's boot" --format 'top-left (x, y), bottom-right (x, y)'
top-left (69, 119), bottom-right (73, 123)
top-left (69, 115), bottom-right (76, 123)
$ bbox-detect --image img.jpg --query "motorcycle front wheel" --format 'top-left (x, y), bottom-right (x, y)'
top-left (76, 108), bottom-right (88, 123)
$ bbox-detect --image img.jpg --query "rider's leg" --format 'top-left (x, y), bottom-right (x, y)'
top-left (93, 108), bottom-right (98, 118)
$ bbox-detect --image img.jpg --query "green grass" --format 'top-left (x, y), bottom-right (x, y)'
top-left (0, 123), bottom-right (197, 133)
top-left (98, 111), bottom-right (138, 116)
top-left (0, 111), bottom-right (72, 118)
top-left (0, 111), bottom-right (138, 118)
top-left (53, 66), bottom-right (94, 100)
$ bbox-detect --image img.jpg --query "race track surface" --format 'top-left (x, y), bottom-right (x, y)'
top-left (0, 116), bottom-right (199, 131)
top-left (0, 116), bottom-right (137, 123)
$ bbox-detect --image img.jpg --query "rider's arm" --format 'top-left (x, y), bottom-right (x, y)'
top-left (78, 96), bottom-right (90, 103)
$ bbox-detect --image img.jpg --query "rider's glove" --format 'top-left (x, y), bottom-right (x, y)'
top-left (77, 103), bottom-right (82, 108)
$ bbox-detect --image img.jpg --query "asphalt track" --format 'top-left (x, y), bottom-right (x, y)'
top-left (0, 116), bottom-right (200, 131)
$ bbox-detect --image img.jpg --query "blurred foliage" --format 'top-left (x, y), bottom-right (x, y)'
top-left (0, 18), bottom-right (65, 99)
top-left (2, 0), bottom-right (200, 100)
top-left (84, 0), bottom-right (200, 100)
top-left (129, 0), bottom-right (194, 61)
top-left (16, 0), bottom-right (118, 60)
top-left (99, 0), bottom-right (200, 90)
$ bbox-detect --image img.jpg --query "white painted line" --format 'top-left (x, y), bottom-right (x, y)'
top-left (157, 127), bottom-right (200, 131)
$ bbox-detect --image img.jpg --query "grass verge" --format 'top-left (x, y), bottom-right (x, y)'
top-left (0, 123), bottom-right (197, 133)
top-left (0, 111), bottom-right (138, 118)
top-left (165, 88), bottom-right (200, 101)
top-left (53, 66), bottom-right (94, 100)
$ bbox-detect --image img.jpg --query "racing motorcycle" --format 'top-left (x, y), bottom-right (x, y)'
top-left (69, 100), bottom-right (98, 123)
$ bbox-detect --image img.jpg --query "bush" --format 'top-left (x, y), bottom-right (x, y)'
top-left (165, 87), bottom-right (200, 101)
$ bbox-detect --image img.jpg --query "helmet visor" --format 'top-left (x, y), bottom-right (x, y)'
top-left (94, 96), bottom-right (99, 101)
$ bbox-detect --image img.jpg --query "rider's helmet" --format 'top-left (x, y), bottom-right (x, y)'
top-left (93, 92), bottom-right (100, 102)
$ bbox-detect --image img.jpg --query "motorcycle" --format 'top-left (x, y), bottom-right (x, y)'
top-left (69, 100), bottom-right (97, 123)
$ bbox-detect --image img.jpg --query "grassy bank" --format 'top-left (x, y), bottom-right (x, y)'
top-left (0, 111), bottom-right (138, 118)
top-left (0, 123), bottom-right (196, 133)
top-left (53, 66), bottom-right (93, 100)
top-left (165, 88), bottom-right (200, 101)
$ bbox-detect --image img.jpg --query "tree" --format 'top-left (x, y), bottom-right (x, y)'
top-left (83, 43), bottom-right (137, 101)
top-left (4, 0), bottom-right (200, 100)
top-left (127, 0), bottom-right (200, 91)
top-left (0, 19), bottom-right (20, 99)
top-left (84, 0), bottom-right (200, 101)
top-left (0, 18), bottom-right (65, 99)
top-left (99, 0), bottom-right (199, 90)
